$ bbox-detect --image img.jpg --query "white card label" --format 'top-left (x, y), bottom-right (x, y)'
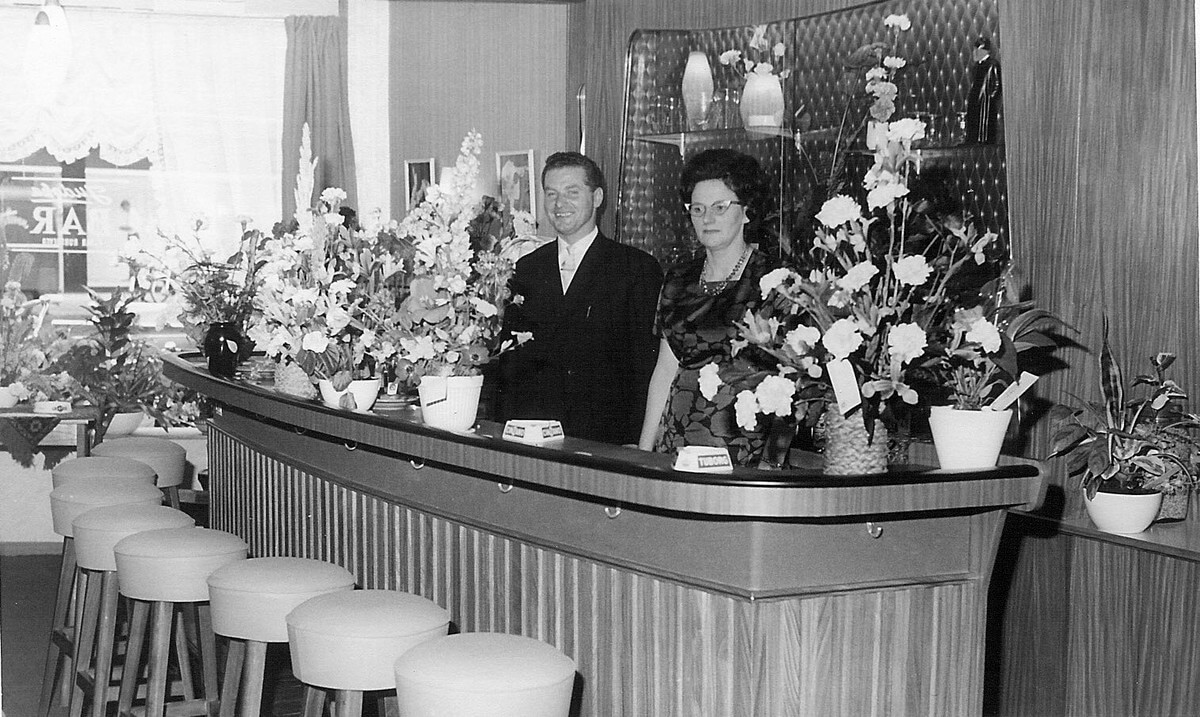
top-left (987, 372), bottom-right (1038, 412)
top-left (826, 359), bottom-right (861, 415)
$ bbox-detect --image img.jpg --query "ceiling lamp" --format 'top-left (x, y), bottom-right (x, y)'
top-left (25, 0), bottom-right (73, 109)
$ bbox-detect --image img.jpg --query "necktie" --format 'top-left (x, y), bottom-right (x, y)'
top-left (560, 245), bottom-right (576, 292)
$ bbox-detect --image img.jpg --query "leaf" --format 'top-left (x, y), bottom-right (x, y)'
top-left (1098, 318), bottom-right (1124, 429)
top-left (1049, 423), bottom-right (1088, 456)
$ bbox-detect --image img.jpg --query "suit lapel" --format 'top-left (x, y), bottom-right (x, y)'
top-left (563, 234), bottom-right (607, 300)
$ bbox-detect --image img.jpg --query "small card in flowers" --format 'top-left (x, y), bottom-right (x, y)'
top-left (826, 359), bottom-right (862, 415)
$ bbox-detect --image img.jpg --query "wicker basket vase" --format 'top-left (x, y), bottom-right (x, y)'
top-left (822, 407), bottom-right (889, 475)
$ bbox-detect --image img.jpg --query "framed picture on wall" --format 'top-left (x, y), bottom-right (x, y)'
top-left (495, 150), bottom-right (536, 218)
top-left (404, 158), bottom-right (436, 211)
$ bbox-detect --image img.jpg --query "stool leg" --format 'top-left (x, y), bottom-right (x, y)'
top-left (117, 600), bottom-right (149, 716)
top-left (88, 572), bottom-right (121, 717)
top-left (218, 640), bottom-right (246, 717)
top-left (145, 601), bottom-right (174, 717)
top-left (69, 570), bottom-right (102, 717)
top-left (164, 485), bottom-right (181, 510)
top-left (301, 687), bottom-right (325, 717)
top-left (197, 604), bottom-right (220, 710)
top-left (238, 641), bottom-right (267, 717)
top-left (332, 690), bottom-right (362, 717)
top-left (38, 538), bottom-right (78, 717)
top-left (173, 607), bottom-right (197, 701)
top-left (381, 695), bottom-right (400, 717)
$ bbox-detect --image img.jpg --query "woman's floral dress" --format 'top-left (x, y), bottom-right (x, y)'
top-left (653, 249), bottom-right (780, 467)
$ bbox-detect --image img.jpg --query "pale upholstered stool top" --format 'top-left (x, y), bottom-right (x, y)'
top-left (394, 633), bottom-right (577, 717)
top-left (72, 505), bottom-right (194, 572)
top-left (208, 557), bottom-right (357, 643)
top-left (48, 477), bottom-right (163, 538)
top-left (286, 590), bottom-right (450, 691)
top-left (113, 527), bottom-right (247, 602)
top-left (51, 456), bottom-right (158, 488)
top-left (92, 437), bottom-right (187, 488)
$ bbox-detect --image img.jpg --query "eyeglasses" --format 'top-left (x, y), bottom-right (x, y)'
top-left (684, 199), bottom-right (744, 218)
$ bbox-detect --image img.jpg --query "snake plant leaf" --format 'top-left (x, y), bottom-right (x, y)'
top-left (1099, 318), bottom-right (1124, 429)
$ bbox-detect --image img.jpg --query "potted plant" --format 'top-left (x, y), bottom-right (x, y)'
top-left (1049, 322), bottom-right (1200, 533)
top-left (922, 270), bottom-right (1065, 469)
top-left (53, 290), bottom-right (169, 442)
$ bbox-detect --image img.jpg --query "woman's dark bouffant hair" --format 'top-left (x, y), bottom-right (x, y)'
top-left (678, 148), bottom-right (767, 221)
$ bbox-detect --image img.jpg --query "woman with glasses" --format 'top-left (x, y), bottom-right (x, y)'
top-left (637, 148), bottom-right (782, 467)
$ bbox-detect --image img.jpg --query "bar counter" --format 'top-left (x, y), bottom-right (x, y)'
top-left (164, 353), bottom-right (1047, 716)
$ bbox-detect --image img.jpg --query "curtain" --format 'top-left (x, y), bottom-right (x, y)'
top-left (283, 16), bottom-right (357, 221)
top-left (0, 8), bottom-right (285, 247)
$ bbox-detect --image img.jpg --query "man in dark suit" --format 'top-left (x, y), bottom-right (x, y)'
top-left (498, 152), bottom-right (662, 444)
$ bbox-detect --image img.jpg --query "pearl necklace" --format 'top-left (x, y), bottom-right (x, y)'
top-left (699, 245), bottom-right (752, 295)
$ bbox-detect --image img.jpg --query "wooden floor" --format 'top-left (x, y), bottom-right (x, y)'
top-left (0, 553), bottom-right (321, 717)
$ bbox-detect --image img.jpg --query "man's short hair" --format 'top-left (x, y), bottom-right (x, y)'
top-left (542, 151), bottom-right (606, 191)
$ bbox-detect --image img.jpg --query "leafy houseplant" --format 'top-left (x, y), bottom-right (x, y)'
top-left (54, 290), bottom-right (167, 442)
top-left (1049, 323), bottom-right (1200, 505)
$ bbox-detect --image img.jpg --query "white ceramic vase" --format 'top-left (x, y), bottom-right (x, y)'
top-left (418, 375), bottom-right (484, 432)
top-left (317, 378), bottom-right (381, 412)
top-left (106, 411), bottom-right (145, 437)
top-left (1084, 490), bottom-right (1163, 534)
top-left (928, 406), bottom-right (1012, 470)
top-left (739, 72), bottom-right (785, 131)
top-left (0, 385), bottom-right (20, 408)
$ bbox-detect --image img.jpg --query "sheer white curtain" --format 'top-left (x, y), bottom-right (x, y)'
top-left (0, 7), bottom-right (284, 242)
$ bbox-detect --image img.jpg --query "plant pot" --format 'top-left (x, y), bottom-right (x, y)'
top-left (203, 321), bottom-right (246, 379)
top-left (739, 72), bottom-right (785, 131)
top-left (0, 385), bottom-right (20, 408)
top-left (928, 406), bottom-right (1012, 470)
top-left (1084, 490), bottom-right (1163, 534)
top-left (106, 410), bottom-right (145, 437)
top-left (822, 407), bottom-right (888, 475)
top-left (418, 375), bottom-right (483, 432)
top-left (1156, 490), bottom-right (1190, 522)
top-left (317, 378), bottom-right (381, 412)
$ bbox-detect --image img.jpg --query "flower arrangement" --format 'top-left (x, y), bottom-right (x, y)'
top-left (1049, 323), bottom-right (1200, 499)
top-left (719, 25), bottom-right (792, 79)
top-left (120, 219), bottom-right (264, 349)
top-left (387, 130), bottom-right (532, 380)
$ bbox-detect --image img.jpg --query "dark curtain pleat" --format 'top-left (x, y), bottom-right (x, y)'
top-left (282, 15), bottom-right (357, 223)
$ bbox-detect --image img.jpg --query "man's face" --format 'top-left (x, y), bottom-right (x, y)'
top-left (543, 166), bottom-right (603, 242)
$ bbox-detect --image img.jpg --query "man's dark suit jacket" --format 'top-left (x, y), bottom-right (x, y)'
top-left (497, 234), bottom-right (663, 444)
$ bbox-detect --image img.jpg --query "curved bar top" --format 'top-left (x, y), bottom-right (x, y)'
top-left (163, 353), bottom-right (1047, 518)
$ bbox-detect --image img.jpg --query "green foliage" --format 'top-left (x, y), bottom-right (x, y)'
top-left (1049, 319), bottom-right (1200, 498)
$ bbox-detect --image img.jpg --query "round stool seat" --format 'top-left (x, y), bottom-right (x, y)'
top-left (208, 558), bottom-right (356, 642)
top-left (92, 437), bottom-right (187, 488)
top-left (51, 456), bottom-right (158, 488)
top-left (114, 527), bottom-right (247, 601)
top-left (287, 590), bottom-right (450, 691)
top-left (49, 477), bottom-right (163, 537)
top-left (394, 633), bottom-right (576, 717)
top-left (73, 505), bottom-right (194, 572)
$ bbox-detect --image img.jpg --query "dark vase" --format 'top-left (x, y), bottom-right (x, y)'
top-left (203, 322), bottom-right (244, 379)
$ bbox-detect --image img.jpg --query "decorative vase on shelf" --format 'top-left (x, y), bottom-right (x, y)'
top-left (822, 407), bottom-right (888, 475)
top-left (681, 50), bottom-right (713, 131)
top-left (0, 385), bottom-right (19, 408)
top-left (418, 375), bottom-right (484, 432)
top-left (317, 378), bottom-right (381, 412)
top-left (203, 322), bottom-right (245, 379)
top-left (928, 406), bottom-right (1012, 470)
top-left (739, 72), bottom-right (785, 132)
top-left (1084, 490), bottom-right (1162, 534)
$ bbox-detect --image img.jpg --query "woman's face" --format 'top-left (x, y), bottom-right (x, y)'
top-left (689, 178), bottom-right (747, 252)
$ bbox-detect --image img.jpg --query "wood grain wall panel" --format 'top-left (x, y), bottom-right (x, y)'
top-left (208, 421), bottom-right (1002, 715)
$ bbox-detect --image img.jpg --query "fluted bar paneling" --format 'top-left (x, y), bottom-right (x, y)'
top-left (208, 417), bottom-right (1013, 715)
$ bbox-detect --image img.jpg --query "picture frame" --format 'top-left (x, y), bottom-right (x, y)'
top-left (404, 158), bottom-right (436, 212)
top-left (495, 150), bottom-right (536, 218)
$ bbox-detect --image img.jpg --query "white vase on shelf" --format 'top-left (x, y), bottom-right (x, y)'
top-left (739, 72), bottom-right (784, 131)
top-left (418, 375), bottom-right (483, 432)
top-left (317, 378), bottom-right (381, 412)
top-left (928, 406), bottom-right (1011, 470)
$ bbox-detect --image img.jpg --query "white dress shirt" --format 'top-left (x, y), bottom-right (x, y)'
top-left (558, 228), bottom-right (597, 293)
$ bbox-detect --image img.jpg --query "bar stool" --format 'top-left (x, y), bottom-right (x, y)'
top-left (207, 558), bottom-right (356, 717)
top-left (92, 437), bottom-right (188, 509)
top-left (52, 456), bottom-right (158, 488)
top-left (40, 475), bottom-right (164, 717)
top-left (394, 633), bottom-right (576, 717)
top-left (286, 590), bottom-right (450, 717)
top-left (69, 505), bottom-right (195, 717)
top-left (114, 527), bottom-right (248, 717)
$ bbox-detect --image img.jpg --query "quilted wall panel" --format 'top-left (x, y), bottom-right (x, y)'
top-left (617, 0), bottom-right (1005, 268)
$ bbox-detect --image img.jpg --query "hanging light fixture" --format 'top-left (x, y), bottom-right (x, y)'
top-left (25, 0), bottom-right (73, 110)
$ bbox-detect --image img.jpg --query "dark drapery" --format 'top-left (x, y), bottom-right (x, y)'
top-left (282, 15), bottom-right (357, 221)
